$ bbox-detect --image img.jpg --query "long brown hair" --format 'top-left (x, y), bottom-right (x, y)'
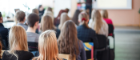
top-left (90, 10), bottom-right (103, 34)
top-left (58, 20), bottom-right (79, 60)
top-left (58, 13), bottom-right (70, 30)
top-left (72, 9), bottom-right (81, 25)
top-left (40, 15), bottom-right (56, 32)
top-left (35, 30), bottom-right (59, 60)
top-left (78, 11), bottom-right (90, 28)
top-left (101, 10), bottom-right (108, 19)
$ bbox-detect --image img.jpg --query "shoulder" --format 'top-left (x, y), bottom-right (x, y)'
top-left (16, 51), bottom-right (34, 56)
top-left (2, 51), bottom-right (15, 60)
top-left (3, 51), bottom-right (10, 55)
top-left (88, 28), bottom-right (96, 33)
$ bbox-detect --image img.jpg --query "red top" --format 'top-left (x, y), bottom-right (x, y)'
top-left (103, 18), bottom-right (114, 36)
top-left (103, 18), bottom-right (113, 24)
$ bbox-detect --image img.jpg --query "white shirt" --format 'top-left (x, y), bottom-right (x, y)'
top-left (88, 19), bottom-right (108, 37)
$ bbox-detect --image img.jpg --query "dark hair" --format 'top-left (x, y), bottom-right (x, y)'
top-left (65, 8), bottom-right (69, 13)
top-left (15, 11), bottom-right (25, 22)
top-left (72, 9), bottom-right (81, 25)
top-left (0, 12), bottom-right (2, 17)
top-left (38, 5), bottom-right (42, 9)
top-left (58, 20), bottom-right (79, 60)
top-left (27, 13), bottom-right (39, 27)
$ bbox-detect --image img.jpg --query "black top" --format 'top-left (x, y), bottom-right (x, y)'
top-left (0, 23), bottom-right (8, 41)
top-left (2, 50), bottom-right (34, 60)
top-left (77, 25), bottom-right (98, 49)
top-left (86, 0), bottom-right (92, 5)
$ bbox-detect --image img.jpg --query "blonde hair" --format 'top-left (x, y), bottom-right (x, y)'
top-left (36, 30), bottom-right (59, 60)
top-left (58, 13), bottom-right (70, 30)
top-left (9, 25), bottom-right (28, 54)
top-left (90, 10), bottom-right (103, 34)
top-left (78, 11), bottom-right (90, 28)
top-left (101, 10), bottom-right (108, 19)
top-left (40, 15), bottom-right (56, 32)
top-left (32, 8), bottom-right (39, 15)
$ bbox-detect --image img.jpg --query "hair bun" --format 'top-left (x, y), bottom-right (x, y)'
top-left (82, 18), bottom-right (86, 21)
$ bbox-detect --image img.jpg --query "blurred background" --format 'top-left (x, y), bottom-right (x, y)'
top-left (0, 0), bottom-right (140, 60)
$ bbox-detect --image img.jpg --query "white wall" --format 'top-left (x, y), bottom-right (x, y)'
top-left (54, 0), bottom-right (71, 17)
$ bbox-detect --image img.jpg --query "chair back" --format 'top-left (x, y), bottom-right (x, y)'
top-left (96, 34), bottom-right (107, 49)
top-left (28, 42), bottom-right (38, 51)
top-left (83, 42), bottom-right (94, 60)
top-left (58, 54), bottom-right (75, 60)
top-left (108, 24), bottom-right (114, 35)
top-left (0, 34), bottom-right (8, 50)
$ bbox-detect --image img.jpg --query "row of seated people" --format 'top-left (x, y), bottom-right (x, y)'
top-left (0, 8), bottom-right (114, 60)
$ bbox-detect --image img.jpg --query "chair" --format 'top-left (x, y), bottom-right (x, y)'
top-left (108, 24), bottom-right (115, 49)
top-left (28, 42), bottom-right (38, 51)
top-left (0, 34), bottom-right (8, 50)
top-left (58, 54), bottom-right (75, 60)
top-left (96, 34), bottom-right (108, 60)
top-left (83, 42), bottom-right (94, 60)
top-left (108, 24), bottom-right (115, 60)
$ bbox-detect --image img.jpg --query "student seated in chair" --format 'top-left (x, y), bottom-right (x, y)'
top-left (15, 11), bottom-right (28, 30)
top-left (77, 12), bottom-right (98, 49)
top-left (32, 30), bottom-right (61, 60)
top-left (26, 13), bottom-right (40, 56)
top-left (88, 10), bottom-right (108, 37)
top-left (2, 26), bottom-right (34, 60)
top-left (58, 20), bottom-right (86, 60)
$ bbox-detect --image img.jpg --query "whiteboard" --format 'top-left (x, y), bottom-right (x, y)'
top-left (93, 0), bottom-right (132, 9)
top-left (54, 0), bottom-right (71, 17)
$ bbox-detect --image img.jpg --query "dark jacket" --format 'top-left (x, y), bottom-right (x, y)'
top-left (0, 23), bottom-right (8, 40)
top-left (0, 23), bottom-right (9, 48)
top-left (2, 50), bottom-right (34, 60)
top-left (77, 25), bottom-right (98, 49)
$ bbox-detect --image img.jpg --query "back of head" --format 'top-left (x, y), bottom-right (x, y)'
top-left (78, 11), bottom-right (89, 28)
top-left (47, 7), bottom-right (52, 12)
top-left (40, 15), bottom-right (55, 32)
top-left (9, 26), bottom-right (28, 53)
top-left (58, 20), bottom-right (79, 60)
top-left (101, 10), bottom-right (108, 19)
top-left (72, 9), bottom-right (81, 25)
top-left (38, 30), bottom-right (58, 60)
top-left (32, 9), bottom-right (39, 15)
top-left (58, 13), bottom-right (70, 29)
top-left (91, 10), bottom-right (103, 34)
top-left (27, 13), bottom-right (39, 28)
top-left (15, 11), bottom-right (25, 22)
top-left (65, 8), bottom-right (69, 13)
top-left (38, 5), bottom-right (42, 9)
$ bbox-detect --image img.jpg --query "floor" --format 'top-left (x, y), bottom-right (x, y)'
top-left (110, 27), bottom-right (140, 60)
